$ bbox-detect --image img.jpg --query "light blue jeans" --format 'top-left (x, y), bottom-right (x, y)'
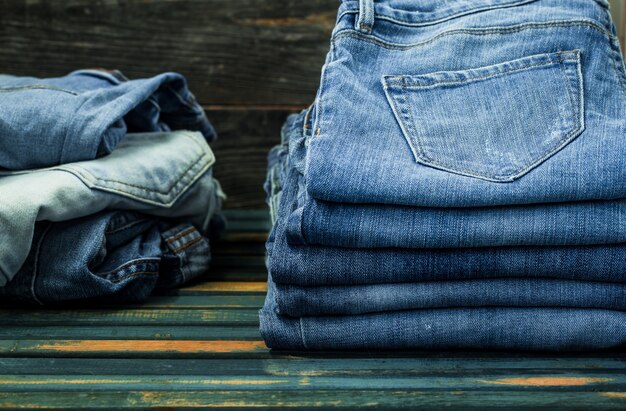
top-left (304, 0), bottom-right (625, 208)
top-left (0, 131), bottom-right (224, 286)
top-left (0, 69), bottom-right (215, 170)
top-left (265, 112), bottom-right (626, 286)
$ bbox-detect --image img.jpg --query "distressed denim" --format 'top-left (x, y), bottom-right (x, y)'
top-left (282, 111), bottom-right (626, 249)
top-left (265, 113), bottom-right (626, 286)
top-left (261, 277), bottom-right (626, 351)
top-left (303, 0), bottom-right (625, 208)
top-left (0, 211), bottom-right (215, 305)
top-left (0, 70), bottom-right (215, 170)
top-left (275, 279), bottom-right (626, 317)
top-left (0, 131), bottom-right (225, 287)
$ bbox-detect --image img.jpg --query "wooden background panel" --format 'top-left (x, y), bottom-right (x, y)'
top-left (0, 0), bottom-right (332, 208)
top-left (208, 109), bottom-right (291, 209)
top-left (0, 0), bottom-right (336, 106)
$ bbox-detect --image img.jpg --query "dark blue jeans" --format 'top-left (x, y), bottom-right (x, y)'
top-left (0, 211), bottom-right (220, 305)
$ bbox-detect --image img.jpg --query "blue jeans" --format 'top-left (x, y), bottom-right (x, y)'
top-left (266, 115), bottom-right (626, 286)
top-left (275, 279), bottom-right (626, 317)
top-left (282, 110), bottom-right (626, 249)
top-left (0, 131), bottom-right (224, 286)
top-left (303, 0), bottom-right (625, 208)
top-left (0, 211), bottom-right (218, 305)
top-left (261, 277), bottom-right (626, 351)
top-left (0, 69), bottom-right (215, 170)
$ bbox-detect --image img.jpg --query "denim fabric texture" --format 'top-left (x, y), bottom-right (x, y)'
top-left (267, 112), bottom-right (626, 287)
top-left (284, 112), bottom-right (626, 249)
top-left (304, 0), bottom-right (625, 207)
top-left (0, 131), bottom-right (224, 287)
top-left (261, 277), bottom-right (626, 351)
top-left (260, 0), bottom-right (626, 351)
top-left (0, 212), bottom-right (213, 305)
top-left (0, 70), bottom-right (215, 170)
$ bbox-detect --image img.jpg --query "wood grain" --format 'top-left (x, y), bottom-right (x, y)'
top-left (0, 0), bottom-right (335, 106)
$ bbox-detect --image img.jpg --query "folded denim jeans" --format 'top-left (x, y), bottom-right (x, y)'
top-left (261, 276), bottom-right (626, 351)
top-left (0, 70), bottom-right (215, 170)
top-left (303, 0), bottom-right (625, 208)
top-left (0, 131), bottom-right (225, 286)
top-left (275, 279), bottom-right (626, 317)
top-left (280, 111), bottom-right (626, 249)
top-left (265, 115), bottom-right (626, 287)
top-left (0, 211), bottom-right (214, 304)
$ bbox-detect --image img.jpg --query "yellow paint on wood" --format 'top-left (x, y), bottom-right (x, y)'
top-left (600, 392), bottom-right (626, 399)
top-left (33, 340), bottom-right (267, 353)
top-left (237, 12), bottom-right (336, 30)
top-left (0, 377), bottom-right (286, 386)
top-left (180, 282), bottom-right (267, 292)
top-left (478, 377), bottom-right (611, 386)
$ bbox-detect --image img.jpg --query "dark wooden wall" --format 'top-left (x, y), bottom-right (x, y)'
top-left (0, 0), bottom-right (337, 208)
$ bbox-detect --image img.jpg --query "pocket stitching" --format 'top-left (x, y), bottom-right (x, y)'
top-left (56, 132), bottom-right (214, 205)
top-left (385, 54), bottom-right (577, 89)
top-left (383, 51), bottom-right (584, 181)
top-left (0, 85), bottom-right (78, 95)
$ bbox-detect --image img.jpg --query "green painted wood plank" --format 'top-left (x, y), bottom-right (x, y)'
top-left (1, 390), bottom-right (625, 409)
top-left (154, 271), bottom-right (268, 287)
top-left (2, 357), bottom-right (626, 376)
top-left (1, 373), bottom-right (626, 392)
top-left (0, 309), bottom-right (259, 326)
top-left (211, 256), bottom-right (266, 269)
top-left (116, 295), bottom-right (266, 309)
top-left (0, 326), bottom-right (261, 341)
top-left (223, 209), bottom-right (270, 221)
top-left (0, 340), bottom-right (268, 358)
top-left (171, 282), bottom-right (267, 295)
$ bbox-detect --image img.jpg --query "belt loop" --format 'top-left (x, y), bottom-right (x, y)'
top-left (356, 0), bottom-right (375, 33)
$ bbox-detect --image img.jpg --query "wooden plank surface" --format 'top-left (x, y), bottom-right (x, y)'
top-left (0, 210), bottom-right (626, 409)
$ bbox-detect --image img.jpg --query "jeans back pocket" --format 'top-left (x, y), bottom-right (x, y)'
top-left (383, 50), bottom-right (584, 182)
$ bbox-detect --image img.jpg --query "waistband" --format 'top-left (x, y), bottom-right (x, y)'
top-left (338, 0), bottom-right (609, 32)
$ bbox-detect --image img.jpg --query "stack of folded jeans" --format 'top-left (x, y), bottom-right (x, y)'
top-left (260, 0), bottom-right (626, 351)
top-left (0, 69), bottom-right (225, 304)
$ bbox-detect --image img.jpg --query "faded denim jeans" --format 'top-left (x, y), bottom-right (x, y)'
top-left (303, 0), bottom-right (625, 208)
top-left (261, 277), bottom-right (626, 351)
top-left (0, 131), bottom-right (224, 287)
top-left (0, 211), bottom-right (223, 305)
top-left (260, 0), bottom-right (626, 350)
top-left (283, 111), bottom-right (626, 249)
top-left (0, 69), bottom-right (215, 170)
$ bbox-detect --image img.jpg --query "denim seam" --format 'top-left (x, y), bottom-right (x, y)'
top-left (386, 55), bottom-right (576, 89)
top-left (172, 236), bottom-right (203, 254)
top-left (312, 41), bottom-right (336, 139)
top-left (332, 20), bottom-right (614, 51)
top-left (166, 227), bottom-right (197, 244)
top-left (105, 218), bottom-right (150, 235)
top-left (0, 85), bottom-right (78, 95)
top-left (299, 317), bottom-right (308, 350)
top-left (166, 84), bottom-right (198, 110)
top-left (611, 36), bottom-right (626, 93)
top-left (61, 154), bottom-right (208, 204)
top-left (342, 0), bottom-right (536, 28)
top-left (382, 51), bottom-right (584, 181)
top-left (96, 258), bottom-right (161, 277)
top-left (63, 146), bottom-right (209, 195)
top-left (103, 270), bottom-right (160, 284)
top-left (30, 223), bottom-right (54, 306)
